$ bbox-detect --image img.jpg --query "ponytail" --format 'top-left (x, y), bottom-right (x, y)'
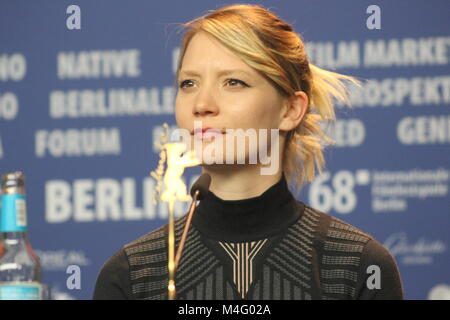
top-left (283, 63), bottom-right (360, 195)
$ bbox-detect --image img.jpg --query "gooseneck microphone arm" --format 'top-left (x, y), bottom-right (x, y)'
top-left (174, 173), bottom-right (211, 272)
top-left (174, 190), bottom-right (198, 270)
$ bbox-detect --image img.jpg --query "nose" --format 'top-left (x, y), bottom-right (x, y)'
top-left (193, 87), bottom-right (219, 117)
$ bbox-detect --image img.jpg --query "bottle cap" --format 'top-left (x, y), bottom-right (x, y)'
top-left (1, 171), bottom-right (25, 193)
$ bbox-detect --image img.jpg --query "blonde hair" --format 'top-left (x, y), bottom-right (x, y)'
top-left (175, 4), bottom-right (360, 195)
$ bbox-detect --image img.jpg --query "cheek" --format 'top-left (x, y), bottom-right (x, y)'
top-left (232, 98), bottom-right (281, 129)
top-left (175, 98), bottom-right (188, 127)
top-left (174, 106), bottom-right (181, 126)
top-left (259, 96), bottom-right (284, 127)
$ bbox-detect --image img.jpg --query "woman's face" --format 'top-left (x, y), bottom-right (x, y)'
top-left (175, 31), bottom-right (288, 167)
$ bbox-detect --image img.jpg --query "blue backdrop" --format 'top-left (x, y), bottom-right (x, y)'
top-left (0, 0), bottom-right (449, 300)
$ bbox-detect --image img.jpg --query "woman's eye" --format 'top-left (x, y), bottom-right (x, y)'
top-left (179, 79), bottom-right (194, 88)
top-left (226, 78), bottom-right (248, 87)
top-left (179, 78), bottom-right (249, 89)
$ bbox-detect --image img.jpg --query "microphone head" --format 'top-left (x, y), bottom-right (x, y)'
top-left (190, 173), bottom-right (211, 200)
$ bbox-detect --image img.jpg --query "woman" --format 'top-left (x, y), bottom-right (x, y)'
top-left (93, 4), bottom-right (403, 300)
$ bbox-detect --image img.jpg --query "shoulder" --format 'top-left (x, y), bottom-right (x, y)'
top-left (296, 202), bottom-right (374, 247)
top-left (300, 202), bottom-right (396, 263)
top-left (93, 247), bottom-right (132, 299)
top-left (93, 222), bottom-right (171, 300)
top-left (93, 216), bottom-right (184, 300)
top-left (124, 224), bottom-right (168, 256)
top-left (296, 202), bottom-right (404, 299)
top-left (118, 216), bottom-right (188, 300)
top-left (123, 214), bottom-right (187, 256)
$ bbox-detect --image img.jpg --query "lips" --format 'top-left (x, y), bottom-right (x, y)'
top-left (191, 127), bottom-right (225, 139)
top-left (191, 127), bottom-right (225, 134)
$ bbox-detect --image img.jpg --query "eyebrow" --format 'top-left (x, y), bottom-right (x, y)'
top-left (178, 69), bottom-right (252, 78)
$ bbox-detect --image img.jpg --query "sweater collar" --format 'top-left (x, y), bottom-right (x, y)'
top-left (192, 174), bottom-right (303, 242)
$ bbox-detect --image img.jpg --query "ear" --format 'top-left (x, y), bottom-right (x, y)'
top-left (279, 91), bottom-right (309, 132)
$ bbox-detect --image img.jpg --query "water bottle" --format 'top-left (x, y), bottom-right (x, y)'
top-left (0, 171), bottom-right (46, 300)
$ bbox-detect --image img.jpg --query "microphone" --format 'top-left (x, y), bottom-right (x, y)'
top-left (190, 173), bottom-right (211, 200)
top-left (174, 173), bottom-right (211, 270)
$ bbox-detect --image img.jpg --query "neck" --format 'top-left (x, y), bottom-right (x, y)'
top-left (192, 171), bottom-right (303, 242)
top-left (201, 165), bottom-right (282, 200)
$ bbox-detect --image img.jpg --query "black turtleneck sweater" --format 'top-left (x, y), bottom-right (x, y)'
top-left (93, 175), bottom-right (404, 300)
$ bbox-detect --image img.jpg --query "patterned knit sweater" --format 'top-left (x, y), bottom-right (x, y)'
top-left (93, 175), bottom-right (404, 300)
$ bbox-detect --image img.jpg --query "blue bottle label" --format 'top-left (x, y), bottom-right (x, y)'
top-left (0, 282), bottom-right (43, 300)
top-left (0, 194), bottom-right (27, 232)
